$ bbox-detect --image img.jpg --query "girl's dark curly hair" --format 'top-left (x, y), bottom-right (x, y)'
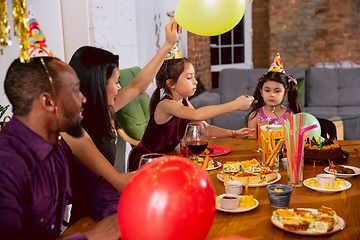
top-left (245, 71), bottom-right (301, 126)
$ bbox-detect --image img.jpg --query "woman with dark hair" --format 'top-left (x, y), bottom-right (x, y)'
top-left (61, 18), bottom-right (180, 192)
top-left (68, 46), bottom-right (121, 165)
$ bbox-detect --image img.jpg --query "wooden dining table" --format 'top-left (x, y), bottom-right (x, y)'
top-left (57, 138), bottom-right (360, 240)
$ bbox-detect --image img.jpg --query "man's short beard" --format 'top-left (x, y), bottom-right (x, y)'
top-left (66, 121), bottom-right (84, 138)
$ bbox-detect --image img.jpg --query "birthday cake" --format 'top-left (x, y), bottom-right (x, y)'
top-left (304, 138), bottom-right (342, 161)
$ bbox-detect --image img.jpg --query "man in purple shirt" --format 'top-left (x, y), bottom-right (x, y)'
top-left (0, 57), bottom-right (121, 239)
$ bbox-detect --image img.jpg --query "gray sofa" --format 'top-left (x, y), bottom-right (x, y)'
top-left (190, 67), bottom-right (360, 140)
top-left (302, 67), bottom-right (360, 140)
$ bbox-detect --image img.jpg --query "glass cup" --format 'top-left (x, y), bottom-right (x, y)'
top-left (257, 119), bottom-right (269, 152)
top-left (261, 149), bottom-right (280, 172)
top-left (180, 138), bottom-right (195, 160)
top-left (287, 153), bottom-right (304, 187)
top-left (138, 153), bottom-right (165, 169)
top-left (184, 123), bottom-right (209, 163)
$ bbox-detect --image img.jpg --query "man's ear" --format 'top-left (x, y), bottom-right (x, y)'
top-left (40, 93), bottom-right (56, 112)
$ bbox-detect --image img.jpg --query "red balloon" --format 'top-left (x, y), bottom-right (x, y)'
top-left (118, 156), bottom-right (216, 240)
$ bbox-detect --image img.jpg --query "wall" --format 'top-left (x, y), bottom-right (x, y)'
top-left (0, 0), bottom-right (64, 120)
top-left (252, 0), bottom-right (360, 68)
top-left (252, 0), bottom-right (270, 68)
top-left (88, 0), bottom-right (139, 69)
top-left (187, 33), bottom-right (212, 90)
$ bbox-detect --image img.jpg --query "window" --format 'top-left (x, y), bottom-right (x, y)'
top-left (210, 2), bottom-right (253, 88)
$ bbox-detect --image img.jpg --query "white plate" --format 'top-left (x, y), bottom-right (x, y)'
top-left (216, 196), bottom-right (259, 213)
top-left (271, 208), bottom-right (346, 235)
top-left (324, 165), bottom-right (360, 178)
top-left (206, 161), bottom-right (222, 171)
top-left (303, 177), bottom-right (351, 193)
top-left (217, 172), bottom-right (281, 187)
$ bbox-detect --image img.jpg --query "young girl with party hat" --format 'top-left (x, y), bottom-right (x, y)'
top-left (128, 50), bottom-right (256, 171)
top-left (245, 53), bottom-right (302, 138)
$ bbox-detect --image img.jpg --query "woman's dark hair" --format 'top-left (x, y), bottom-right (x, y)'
top-left (69, 46), bottom-right (119, 141)
top-left (149, 58), bottom-right (192, 113)
top-left (245, 71), bottom-right (301, 126)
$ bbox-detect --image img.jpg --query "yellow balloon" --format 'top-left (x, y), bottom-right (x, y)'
top-left (175, 0), bottom-right (246, 36)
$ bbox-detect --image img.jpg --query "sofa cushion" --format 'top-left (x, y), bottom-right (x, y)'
top-left (338, 106), bottom-right (360, 116)
top-left (302, 107), bottom-right (338, 117)
top-left (211, 111), bottom-right (249, 130)
top-left (190, 89), bottom-right (221, 108)
top-left (116, 67), bottom-right (150, 141)
top-left (338, 68), bottom-right (360, 106)
top-left (305, 68), bottom-right (338, 107)
top-left (218, 69), bottom-right (267, 104)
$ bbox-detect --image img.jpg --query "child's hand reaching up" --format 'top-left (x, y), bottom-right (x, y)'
top-left (232, 128), bottom-right (256, 138)
top-left (235, 95), bottom-right (256, 111)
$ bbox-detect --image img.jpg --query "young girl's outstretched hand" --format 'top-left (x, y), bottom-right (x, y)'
top-left (234, 95), bottom-right (255, 111)
top-left (232, 127), bottom-right (256, 138)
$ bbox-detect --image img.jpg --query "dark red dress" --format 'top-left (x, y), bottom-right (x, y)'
top-left (128, 95), bottom-right (190, 171)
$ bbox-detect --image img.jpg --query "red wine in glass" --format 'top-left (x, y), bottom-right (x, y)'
top-left (186, 140), bottom-right (208, 155)
top-left (184, 122), bottom-right (209, 163)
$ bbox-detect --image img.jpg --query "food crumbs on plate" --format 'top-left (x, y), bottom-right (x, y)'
top-left (307, 178), bottom-right (344, 189)
top-left (273, 188), bottom-right (283, 192)
top-left (239, 195), bottom-right (256, 208)
top-left (309, 179), bottom-right (316, 185)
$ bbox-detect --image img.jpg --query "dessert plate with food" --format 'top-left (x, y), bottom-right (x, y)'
top-left (217, 159), bottom-right (281, 187)
top-left (196, 156), bottom-right (222, 171)
top-left (303, 177), bottom-right (351, 193)
top-left (324, 165), bottom-right (360, 178)
top-left (216, 196), bottom-right (259, 213)
top-left (200, 145), bottom-right (231, 156)
top-left (271, 207), bottom-right (346, 235)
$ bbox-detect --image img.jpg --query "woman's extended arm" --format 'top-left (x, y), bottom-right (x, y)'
top-left (61, 130), bottom-right (134, 193)
top-left (113, 18), bottom-right (180, 112)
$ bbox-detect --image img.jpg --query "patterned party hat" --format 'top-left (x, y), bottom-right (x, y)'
top-left (165, 44), bottom-right (182, 60)
top-left (268, 53), bottom-right (285, 73)
top-left (27, 7), bottom-right (53, 58)
top-left (258, 53), bottom-right (297, 84)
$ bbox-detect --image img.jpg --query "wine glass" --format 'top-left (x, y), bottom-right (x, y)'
top-left (138, 153), bottom-right (165, 169)
top-left (184, 122), bottom-right (209, 163)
